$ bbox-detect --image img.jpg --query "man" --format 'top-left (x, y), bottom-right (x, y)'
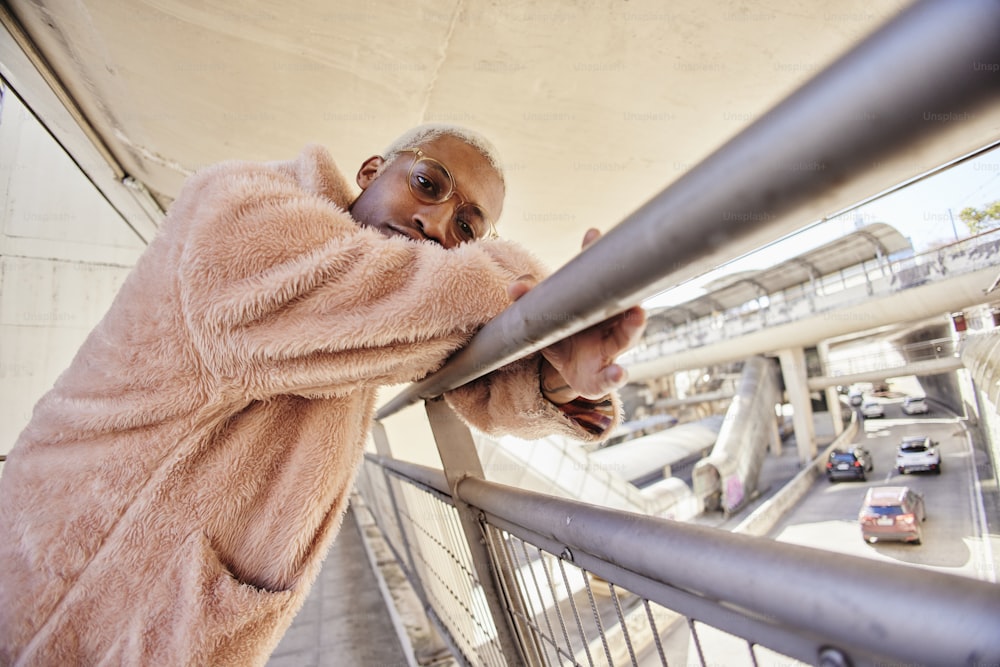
top-left (0, 124), bottom-right (645, 665)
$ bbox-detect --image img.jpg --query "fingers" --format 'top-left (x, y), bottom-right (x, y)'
top-left (582, 227), bottom-right (601, 250)
top-left (594, 306), bottom-right (647, 355)
top-left (579, 364), bottom-right (629, 400)
top-left (506, 273), bottom-right (536, 301)
top-left (624, 305), bottom-right (647, 324)
top-left (506, 281), bottom-right (531, 301)
top-left (604, 363), bottom-right (627, 388)
top-left (620, 306), bottom-right (647, 343)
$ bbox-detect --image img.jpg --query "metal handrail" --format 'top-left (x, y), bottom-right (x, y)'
top-left (457, 474), bottom-right (1000, 667)
top-left (367, 452), bottom-right (450, 495)
top-left (357, 449), bottom-right (1000, 666)
top-left (377, 0), bottom-right (1000, 419)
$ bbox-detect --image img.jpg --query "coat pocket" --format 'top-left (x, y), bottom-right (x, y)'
top-left (7, 530), bottom-right (303, 667)
top-left (163, 531), bottom-right (301, 666)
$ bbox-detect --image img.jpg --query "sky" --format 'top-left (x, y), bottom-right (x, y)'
top-left (643, 143), bottom-right (1000, 309)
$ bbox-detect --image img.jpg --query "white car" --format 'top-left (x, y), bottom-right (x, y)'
top-left (895, 436), bottom-right (942, 475)
top-left (902, 397), bottom-right (929, 415)
top-left (861, 401), bottom-right (884, 418)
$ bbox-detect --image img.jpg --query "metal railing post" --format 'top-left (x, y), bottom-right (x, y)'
top-left (423, 397), bottom-right (542, 667)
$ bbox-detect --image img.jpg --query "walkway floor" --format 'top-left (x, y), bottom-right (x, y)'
top-left (266, 507), bottom-right (410, 667)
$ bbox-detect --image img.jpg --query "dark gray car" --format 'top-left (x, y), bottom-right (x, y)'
top-left (826, 446), bottom-right (874, 482)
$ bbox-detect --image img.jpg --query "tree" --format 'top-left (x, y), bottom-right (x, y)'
top-left (958, 200), bottom-right (1000, 235)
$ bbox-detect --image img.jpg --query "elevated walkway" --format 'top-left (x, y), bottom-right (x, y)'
top-left (807, 342), bottom-right (964, 390)
top-left (626, 227), bottom-right (1000, 379)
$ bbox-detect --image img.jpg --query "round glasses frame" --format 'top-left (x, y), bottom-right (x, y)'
top-left (397, 148), bottom-right (497, 240)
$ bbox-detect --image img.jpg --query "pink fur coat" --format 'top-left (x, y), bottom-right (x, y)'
top-left (0, 146), bottom-right (618, 665)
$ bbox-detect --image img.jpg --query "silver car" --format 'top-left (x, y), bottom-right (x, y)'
top-left (861, 401), bottom-right (885, 419)
top-left (902, 396), bottom-right (929, 415)
top-left (895, 436), bottom-right (941, 475)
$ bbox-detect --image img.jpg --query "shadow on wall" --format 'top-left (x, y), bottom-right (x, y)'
top-left (899, 323), bottom-right (963, 414)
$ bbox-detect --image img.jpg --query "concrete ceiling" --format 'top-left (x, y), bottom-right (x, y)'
top-left (2, 0), bottom-right (998, 271)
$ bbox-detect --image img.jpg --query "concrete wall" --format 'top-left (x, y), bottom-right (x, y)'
top-left (898, 323), bottom-right (965, 414)
top-left (960, 332), bottom-right (1000, 492)
top-left (735, 412), bottom-right (860, 537)
top-left (0, 86), bottom-right (145, 453)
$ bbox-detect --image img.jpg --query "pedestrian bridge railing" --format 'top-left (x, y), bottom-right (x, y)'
top-left (354, 438), bottom-right (999, 667)
top-left (820, 336), bottom-right (961, 378)
top-left (361, 1), bottom-right (1000, 665)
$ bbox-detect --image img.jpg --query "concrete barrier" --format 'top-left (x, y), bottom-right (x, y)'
top-left (734, 412), bottom-right (859, 536)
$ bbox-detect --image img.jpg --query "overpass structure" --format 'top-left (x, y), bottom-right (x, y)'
top-left (624, 224), bottom-right (1000, 462)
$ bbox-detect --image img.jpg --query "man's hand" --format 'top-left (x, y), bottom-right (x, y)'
top-left (506, 228), bottom-right (647, 403)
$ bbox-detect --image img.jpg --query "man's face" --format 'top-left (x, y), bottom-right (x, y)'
top-left (349, 135), bottom-right (505, 249)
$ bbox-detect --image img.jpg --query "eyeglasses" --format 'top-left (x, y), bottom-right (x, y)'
top-left (398, 148), bottom-right (497, 241)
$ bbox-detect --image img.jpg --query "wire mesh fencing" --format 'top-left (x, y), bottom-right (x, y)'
top-left (355, 455), bottom-right (812, 667)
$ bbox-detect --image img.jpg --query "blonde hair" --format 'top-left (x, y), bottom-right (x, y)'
top-left (379, 123), bottom-right (506, 190)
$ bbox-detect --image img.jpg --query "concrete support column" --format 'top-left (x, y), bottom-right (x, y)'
top-left (768, 408), bottom-right (782, 457)
top-left (817, 341), bottom-right (844, 436)
top-left (778, 347), bottom-right (816, 463)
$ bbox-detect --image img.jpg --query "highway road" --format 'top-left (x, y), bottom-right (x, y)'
top-left (770, 396), bottom-right (996, 583)
top-left (637, 396), bottom-right (997, 667)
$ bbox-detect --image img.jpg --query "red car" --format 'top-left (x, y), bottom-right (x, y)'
top-left (858, 486), bottom-right (926, 544)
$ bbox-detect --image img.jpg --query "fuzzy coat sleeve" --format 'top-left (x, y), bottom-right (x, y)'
top-left (176, 146), bottom-right (617, 441)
